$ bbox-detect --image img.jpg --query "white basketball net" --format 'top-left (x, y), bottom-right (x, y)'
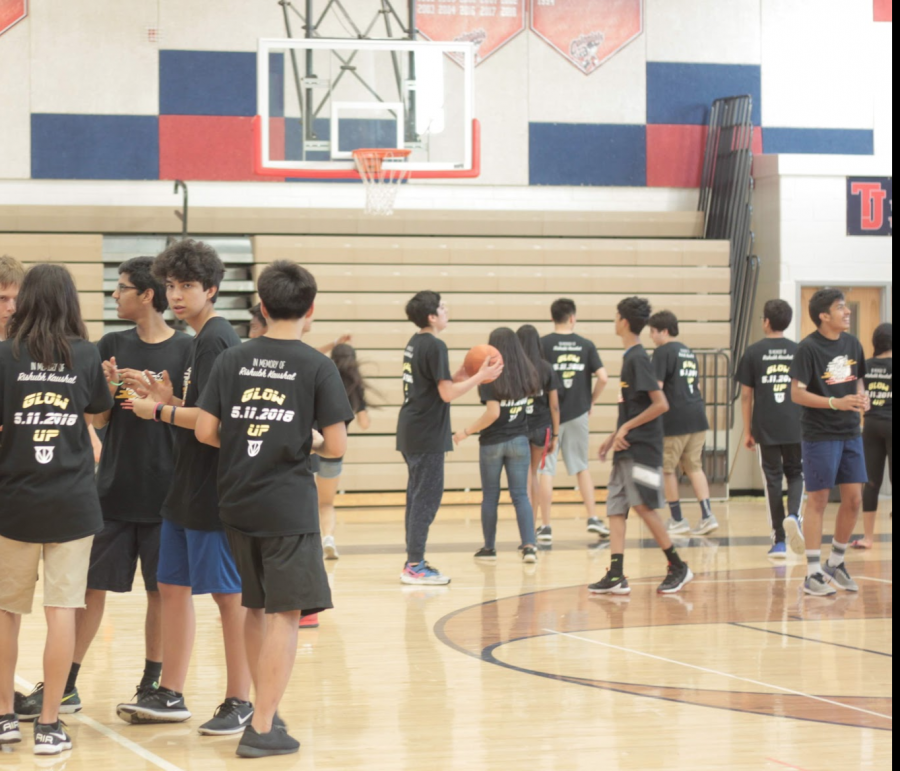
top-left (352, 149), bottom-right (412, 216)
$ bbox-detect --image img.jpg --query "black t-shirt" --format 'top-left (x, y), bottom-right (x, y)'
top-left (525, 365), bottom-right (560, 431)
top-left (96, 329), bottom-right (193, 523)
top-left (864, 357), bottom-right (892, 423)
top-left (540, 333), bottom-right (603, 423)
top-left (396, 333), bottom-right (453, 454)
top-left (198, 337), bottom-right (354, 537)
top-left (652, 341), bottom-right (709, 437)
top-left (614, 344), bottom-right (664, 467)
top-left (477, 382), bottom-right (530, 446)
top-left (161, 316), bottom-right (241, 531)
top-left (735, 337), bottom-right (802, 446)
top-left (789, 331), bottom-right (867, 442)
top-left (0, 338), bottom-right (114, 544)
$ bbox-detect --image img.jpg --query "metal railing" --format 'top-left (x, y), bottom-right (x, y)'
top-left (694, 350), bottom-right (733, 485)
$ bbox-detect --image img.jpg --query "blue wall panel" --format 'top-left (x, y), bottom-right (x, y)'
top-left (31, 115), bottom-right (159, 180)
top-left (529, 123), bottom-right (646, 186)
top-left (160, 51), bottom-right (256, 116)
top-left (763, 128), bottom-right (874, 155)
top-left (647, 63), bottom-right (762, 126)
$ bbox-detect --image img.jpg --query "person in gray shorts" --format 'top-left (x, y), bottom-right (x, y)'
top-left (588, 297), bottom-right (693, 596)
top-left (541, 299), bottom-right (610, 539)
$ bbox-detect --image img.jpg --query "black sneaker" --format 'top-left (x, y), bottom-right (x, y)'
top-left (116, 686), bottom-right (191, 724)
top-left (535, 525), bottom-right (553, 544)
top-left (236, 725), bottom-right (301, 758)
top-left (588, 569), bottom-right (631, 595)
top-left (473, 547), bottom-right (497, 561)
top-left (16, 682), bottom-right (82, 722)
top-left (13, 691), bottom-right (25, 713)
top-left (33, 720), bottom-right (72, 756)
top-left (198, 698), bottom-right (254, 736)
top-left (0, 713), bottom-right (21, 744)
top-left (522, 546), bottom-right (538, 563)
top-left (657, 562), bottom-right (694, 594)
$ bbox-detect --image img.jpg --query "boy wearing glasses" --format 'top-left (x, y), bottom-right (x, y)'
top-left (15, 257), bottom-right (193, 720)
top-left (789, 289), bottom-right (869, 596)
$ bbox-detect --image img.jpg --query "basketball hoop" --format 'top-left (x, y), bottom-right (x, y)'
top-left (352, 148), bottom-right (412, 216)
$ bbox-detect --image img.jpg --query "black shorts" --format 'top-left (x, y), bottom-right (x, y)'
top-left (225, 530), bottom-right (333, 615)
top-left (87, 520), bottom-right (161, 593)
top-left (528, 426), bottom-right (552, 449)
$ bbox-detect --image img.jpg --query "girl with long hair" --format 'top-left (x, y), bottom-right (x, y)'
top-left (316, 343), bottom-right (375, 560)
top-left (854, 322), bottom-right (892, 549)
top-left (0, 264), bottom-right (113, 755)
top-left (516, 324), bottom-right (561, 542)
top-left (454, 328), bottom-right (542, 562)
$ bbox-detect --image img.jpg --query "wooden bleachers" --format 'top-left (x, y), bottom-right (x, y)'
top-left (1, 213), bottom-right (730, 496)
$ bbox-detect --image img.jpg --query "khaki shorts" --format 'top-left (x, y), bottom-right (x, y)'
top-left (663, 432), bottom-right (706, 474)
top-left (0, 534), bottom-right (94, 615)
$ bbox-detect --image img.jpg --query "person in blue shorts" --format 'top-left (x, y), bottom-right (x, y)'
top-left (788, 289), bottom-right (869, 596)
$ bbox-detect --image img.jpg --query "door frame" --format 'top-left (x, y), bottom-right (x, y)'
top-left (794, 280), bottom-right (892, 337)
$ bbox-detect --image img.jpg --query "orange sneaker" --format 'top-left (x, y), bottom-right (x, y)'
top-left (299, 613), bottom-right (319, 629)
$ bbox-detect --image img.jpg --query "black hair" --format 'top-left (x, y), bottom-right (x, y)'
top-left (119, 256), bottom-right (167, 313)
top-left (152, 239), bottom-right (225, 303)
top-left (617, 297), bottom-right (652, 336)
top-left (872, 322), bottom-right (892, 357)
top-left (257, 261), bottom-right (317, 321)
top-left (649, 310), bottom-right (679, 337)
top-left (763, 299), bottom-right (793, 332)
top-left (487, 327), bottom-right (541, 402)
top-left (515, 324), bottom-right (552, 383)
top-left (405, 290), bottom-right (442, 329)
top-left (550, 298), bottom-right (576, 325)
top-left (8, 263), bottom-right (88, 369)
top-left (808, 288), bottom-right (845, 328)
top-left (249, 303), bottom-right (266, 327)
top-left (331, 343), bottom-right (382, 413)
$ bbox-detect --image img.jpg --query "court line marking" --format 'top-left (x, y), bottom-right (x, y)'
top-left (856, 575), bottom-right (892, 585)
top-left (14, 675), bottom-right (186, 771)
top-left (766, 759), bottom-right (814, 771)
top-left (729, 621), bottom-right (892, 658)
top-left (541, 629), bottom-right (893, 721)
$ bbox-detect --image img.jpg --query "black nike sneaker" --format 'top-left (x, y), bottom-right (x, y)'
top-left (116, 686), bottom-right (191, 724)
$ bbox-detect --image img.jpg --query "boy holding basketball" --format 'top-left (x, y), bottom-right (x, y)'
top-left (397, 291), bottom-right (502, 585)
top-left (196, 261), bottom-right (352, 757)
top-left (588, 297), bottom-right (692, 596)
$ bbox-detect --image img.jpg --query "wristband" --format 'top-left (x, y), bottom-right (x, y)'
top-left (153, 402), bottom-right (165, 422)
top-left (829, 397), bottom-right (838, 411)
top-left (109, 379), bottom-right (124, 387)
top-left (169, 406), bottom-right (177, 425)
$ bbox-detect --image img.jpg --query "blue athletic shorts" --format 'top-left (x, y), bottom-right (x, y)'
top-left (801, 437), bottom-right (868, 493)
top-left (157, 519), bottom-right (242, 595)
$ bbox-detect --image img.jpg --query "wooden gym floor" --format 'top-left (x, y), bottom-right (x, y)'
top-left (3, 500), bottom-right (892, 770)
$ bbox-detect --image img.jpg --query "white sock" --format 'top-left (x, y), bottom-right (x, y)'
top-left (806, 550), bottom-right (821, 577)
top-left (828, 540), bottom-right (848, 568)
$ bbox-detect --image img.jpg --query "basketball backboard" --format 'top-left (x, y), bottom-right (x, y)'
top-left (254, 38), bottom-right (479, 180)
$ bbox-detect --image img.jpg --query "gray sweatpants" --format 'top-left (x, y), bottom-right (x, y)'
top-left (403, 452), bottom-right (445, 564)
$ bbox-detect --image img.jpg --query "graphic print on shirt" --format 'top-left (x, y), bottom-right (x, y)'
top-left (503, 397), bottom-right (530, 422)
top-left (553, 348), bottom-right (584, 390)
top-left (866, 364), bottom-right (892, 409)
top-left (761, 352), bottom-right (792, 404)
top-left (14, 363), bottom-right (79, 465)
top-left (823, 356), bottom-right (858, 385)
top-left (402, 345), bottom-right (414, 403)
top-left (680, 356), bottom-right (698, 394)
top-left (115, 370), bottom-right (166, 402)
top-left (232, 357), bottom-right (298, 457)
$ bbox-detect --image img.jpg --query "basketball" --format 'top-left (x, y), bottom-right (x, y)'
top-left (464, 344), bottom-right (503, 382)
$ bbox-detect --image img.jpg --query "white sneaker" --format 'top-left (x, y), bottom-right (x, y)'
top-left (322, 535), bottom-right (339, 560)
top-left (666, 518), bottom-right (692, 535)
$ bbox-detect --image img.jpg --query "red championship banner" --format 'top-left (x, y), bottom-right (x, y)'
top-left (0, 0), bottom-right (27, 37)
top-left (531, 0), bottom-right (643, 75)
top-left (416, 0), bottom-right (526, 65)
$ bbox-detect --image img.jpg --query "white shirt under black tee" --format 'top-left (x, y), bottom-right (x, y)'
top-left (396, 332), bottom-right (453, 454)
top-left (864, 357), bottom-right (892, 424)
top-left (540, 333), bottom-right (603, 424)
top-left (161, 316), bottom-right (241, 531)
top-left (478, 382), bottom-right (530, 446)
top-left (789, 331), bottom-right (867, 442)
top-left (96, 329), bottom-right (193, 523)
top-left (197, 337), bottom-right (354, 537)
top-left (0, 338), bottom-right (114, 543)
top-left (735, 337), bottom-right (802, 446)
top-left (615, 344), bottom-right (664, 468)
top-left (652, 341), bottom-right (709, 437)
